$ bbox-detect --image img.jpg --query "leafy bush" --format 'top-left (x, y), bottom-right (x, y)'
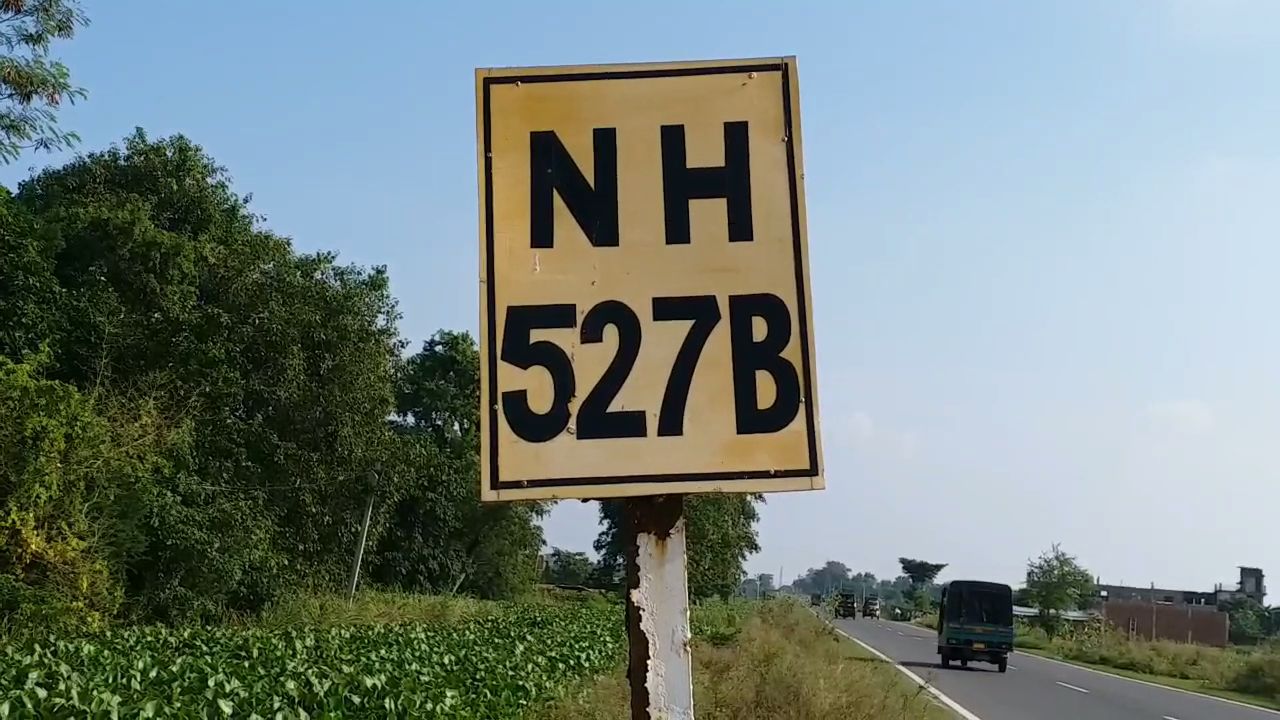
top-left (252, 591), bottom-right (491, 631)
top-left (0, 602), bottom-right (622, 717)
top-left (1014, 621), bottom-right (1050, 650)
top-left (1233, 652), bottom-right (1280, 700)
top-left (0, 355), bottom-right (185, 634)
top-left (1060, 634), bottom-right (1242, 686)
top-left (691, 598), bottom-right (755, 646)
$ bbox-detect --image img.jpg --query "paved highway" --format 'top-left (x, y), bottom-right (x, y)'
top-left (834, 617), bottom-right (1279, 720)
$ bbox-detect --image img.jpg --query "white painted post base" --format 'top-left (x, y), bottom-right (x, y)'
top-left (625, 496), bottom-right (694, 720)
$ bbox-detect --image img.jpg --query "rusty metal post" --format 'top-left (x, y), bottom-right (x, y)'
top-left (624, 495), bottom-right (693, 720)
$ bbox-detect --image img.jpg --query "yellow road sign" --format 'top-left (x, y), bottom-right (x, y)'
top-left (477, 57), bottom-right (823, 501)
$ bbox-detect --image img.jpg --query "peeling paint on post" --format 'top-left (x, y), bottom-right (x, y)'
top-left (625, 495), bottom-right (693, 720)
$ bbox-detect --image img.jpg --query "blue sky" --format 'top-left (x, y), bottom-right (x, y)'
top-left (7, 1), bottom-right (1278, 592)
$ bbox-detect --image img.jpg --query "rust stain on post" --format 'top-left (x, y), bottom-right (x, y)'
top-left (625, 495), bottom-right (693, 720)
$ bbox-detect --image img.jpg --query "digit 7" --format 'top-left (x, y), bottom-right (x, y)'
top-left (652, 295), bottom-right (721, 436)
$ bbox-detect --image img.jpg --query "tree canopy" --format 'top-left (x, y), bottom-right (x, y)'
top-left (1223, 597), bottom-right (1272, 645)
top-left (1024, 544), bottom-right (1094, 635)
top-left (0, 0), bottom-right (88, 162)
top-left (0, 131), bottom-right (546, 626)
top-left (1024, 544), bottom-right (1094, 613)
top-left (898, 558), bottom-right (947, 587)
top-left (790, 561), bottom-right (852, 595)
top-left (370, 331), bottom-right (545, 599)
top-left (542, 548), bottom-right (595, 587)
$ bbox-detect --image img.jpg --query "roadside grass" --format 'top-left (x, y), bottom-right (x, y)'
top-left (251, 585), bottom-right (619, 630)
top-left (1015, 647), bottom-right (1280, 712)
top-left (251, 590), bottom-right (494, 630)
top-left (535, 599), bottom-right (950, 720)
top-left (1032, 632), bottom-right (1280, 711)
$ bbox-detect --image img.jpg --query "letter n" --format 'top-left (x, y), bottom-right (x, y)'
top-left (529, 129), bottom-right (619, 248)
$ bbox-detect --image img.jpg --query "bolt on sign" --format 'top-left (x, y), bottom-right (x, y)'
top-left (477, 57), bottom-right (823, 501)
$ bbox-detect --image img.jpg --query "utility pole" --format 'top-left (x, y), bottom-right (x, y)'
top-left (1150, 581), bottom-right (1157, 641)
top-left (624, 495), bottom-right (693, 720)
top-left (346, 468), bottom-right (378, 604)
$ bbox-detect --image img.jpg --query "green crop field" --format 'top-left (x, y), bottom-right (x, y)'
top-left (0, 603), bottom-right (621, 719)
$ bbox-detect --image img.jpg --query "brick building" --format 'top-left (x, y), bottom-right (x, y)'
top-left (1100, 599), bottom-right (1229, 647)
top-left (1092, 566), bottom-right (1263, 647)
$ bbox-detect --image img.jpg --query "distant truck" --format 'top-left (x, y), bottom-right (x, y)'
top-left (862, 596), bottom-right (881, 619)
top-left (835, 591), bottom-right (859, 619)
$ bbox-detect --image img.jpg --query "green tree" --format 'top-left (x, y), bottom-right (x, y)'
top-left (542, 548), bottom-right (594, 587)
top-left (898, 558), bottom-right (947, 587)
top-left (877, 576), bottom-right (913, 606)
top-left (791, 561), bottom-right (852, 595)
top-left (1223, 597), bottom-right (1269, 645)
top-left (585, 557), bottom-right (620, 591)
top-left (0, 188), bottom-right (59, 359)
top-left (0, 0), bottom-right (88, 163)
top-left (0, 354), bottom-right (184, 631)
top-left (898, 558), bottom-right (946, 617)
top-left (7, 131), bottom-right (406, 620)
top-left (595, 494), bottom-right (761, 600)
top-left (370, 331), bottom-right (545, 599)
top-left (849, 572), bottom-right (878, 598)
top-left (1, 129), bottom-right (560, 623)
top-left (1024, 544), bottom-right (1094, 635)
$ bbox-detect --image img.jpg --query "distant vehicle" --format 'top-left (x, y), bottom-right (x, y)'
top-left (937, 580), bottom-right (1014, 673)
top-left (835, 591), bottom-right (859, 619)
top-left (862, 596), bottom-right (881, 619)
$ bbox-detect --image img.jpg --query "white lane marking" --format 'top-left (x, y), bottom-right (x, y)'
top-left (1163, 716), bottom-right (1182, 720)
top-left (896, 631), bottom-right (906, 636)
top-left (887, 620), bottom-right (940, 638)
top-left (1007, 665), bottom-right (1018, 671)
top-left (1056, 681), bottom-right (1090, 694)
top-left (830, 626), bottom-right (985, 720)
top-left (1022, 652), bottom-right (1280, 716)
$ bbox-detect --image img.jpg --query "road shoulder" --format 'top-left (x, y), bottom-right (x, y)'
top-left (1015, 648), bottom-right (1280, 714)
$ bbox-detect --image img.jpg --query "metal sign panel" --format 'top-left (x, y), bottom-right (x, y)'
top-left (477, 57), bottom-right (823, 501)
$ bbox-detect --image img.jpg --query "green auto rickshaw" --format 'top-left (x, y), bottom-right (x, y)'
top-left (937, 580), bottom-right (1014, 673)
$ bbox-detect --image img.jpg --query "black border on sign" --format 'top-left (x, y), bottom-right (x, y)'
top-left (483, 61), bottom-right (818, 491)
